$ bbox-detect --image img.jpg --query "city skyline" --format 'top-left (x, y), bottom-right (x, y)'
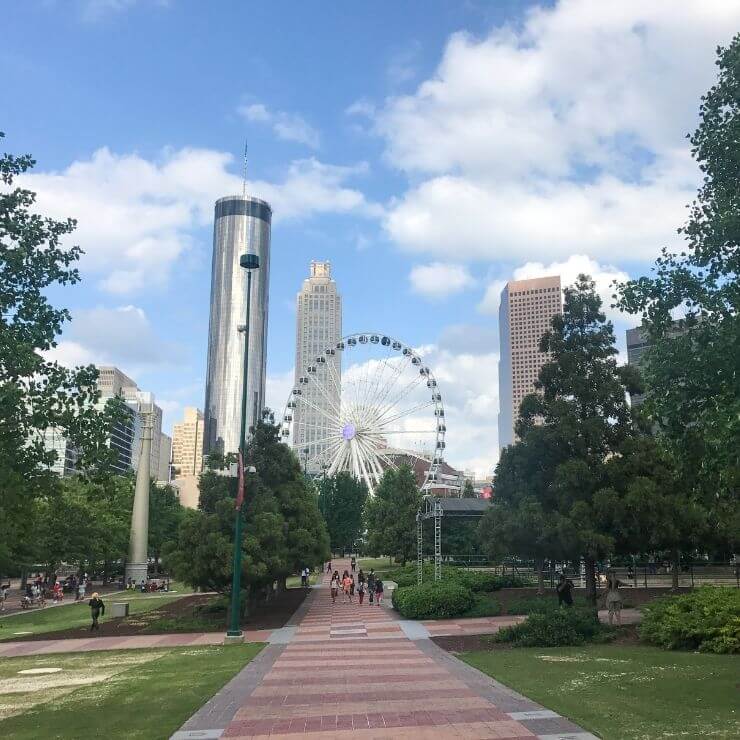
top-left (7, 1), bottom-right (737, 475)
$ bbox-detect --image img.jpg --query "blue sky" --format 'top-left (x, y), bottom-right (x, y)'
top-left (4, 0), bottom-right (738, 474)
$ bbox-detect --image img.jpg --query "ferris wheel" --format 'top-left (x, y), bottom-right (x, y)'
top-left (280, 332), bottom-right (446, 494)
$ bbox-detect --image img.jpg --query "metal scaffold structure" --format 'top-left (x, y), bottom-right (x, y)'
top-left (416, 496), bottom-right (493, 583)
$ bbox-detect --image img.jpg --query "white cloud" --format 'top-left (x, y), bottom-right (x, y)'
top-left (266, 369), bottom-right (295, 418)
top-left (48, 304), bottom-right (182, 370)
top-left (478, 255), bottom-right (629, 323)
top-left (409, 262), bottom-right (475, 299)
top-left (238, 102), bottom-right (320, 149)
top-left (21, 147), bottom-right (378, 294)
top-left (375, 1), bottom-right (740, 264)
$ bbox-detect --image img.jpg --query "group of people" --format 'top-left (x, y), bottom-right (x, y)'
top-left (556, 571), bottom-right (624, 624)
top-left (328, 565), bottom-right (384, 606)
top-left (126, 578), bottom-right (169, 593)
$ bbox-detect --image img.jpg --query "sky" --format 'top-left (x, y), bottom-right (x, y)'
top-left (4, 0), bottom-right (739, 477)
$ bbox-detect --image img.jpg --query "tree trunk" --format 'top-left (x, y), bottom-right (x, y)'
top-left (536, 557), bottom-right (545, 595)
top-left (671, 549), bottom-right (680, 591)
top-left (584, 556), bottom-right (598, 605)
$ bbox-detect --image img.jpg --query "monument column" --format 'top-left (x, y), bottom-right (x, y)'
top-left (125, 405), bottom-right (153, 585)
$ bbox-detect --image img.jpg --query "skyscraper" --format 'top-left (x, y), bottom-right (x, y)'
top-left (204, 195), bottom-right (272, 456)
top-left (97, 366), bottom-right (164, 475)
top-left (498, 275), bottom-right (561, 450)
top-left (172, 407), bottom-right (204, 477)
top-left (294, 261), bottom-right (342, 472)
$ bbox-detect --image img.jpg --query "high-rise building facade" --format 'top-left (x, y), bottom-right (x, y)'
top-left (498, 276), bottom-right (561, 450)
top-left (204, 195), bottom-right (272, 456)
top-left (294, 261), bottom-right (342, 472)
top-left (158, 433), bottom-right (172, 482)
top-left (97, 366), bottom-right (164, 476)
top-left (172, 407), bottom-right (204, 477)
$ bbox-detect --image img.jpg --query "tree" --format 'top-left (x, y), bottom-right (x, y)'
top-left (364, 466), bottom-right (421, 565)
top-left (480, 425), bottom-right (574, 593)
top-left (149, 482), bottom-right (184, 571)
top-left (0, 133), bottom-right (121, 572)
top-left (164, 419), bottom-right (329, 600)
top-left (515, 275), bottom-right (642, 603)
top-left (461, 479), bottom-right (476, 499)
top-left (596, 436), bottom-right (708, 589)
top-left (616, 37), bottom-right (740, 554)
top-left (317, 472), bottom-right (368, 553)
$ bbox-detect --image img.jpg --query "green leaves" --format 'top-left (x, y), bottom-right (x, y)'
top-left (0, 133), bottom-right (127, 571)
top-left (317, 471), bottom-right (368, 552)
top-left (364, 466), bottom-right (421, 564)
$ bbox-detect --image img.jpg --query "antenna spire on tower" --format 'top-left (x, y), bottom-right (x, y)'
top-left (242, 139), bottom-right (248, 197)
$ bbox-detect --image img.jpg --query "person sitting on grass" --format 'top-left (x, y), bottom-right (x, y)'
top-left (88, 593), bottom-right (105, 632)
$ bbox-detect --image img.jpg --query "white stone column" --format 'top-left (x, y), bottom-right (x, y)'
top-left (126, 406), bottom-right (153, 585)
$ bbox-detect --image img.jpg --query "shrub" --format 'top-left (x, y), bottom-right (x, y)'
top-left (461, 592), bottom-right (502, 618)
top-left (639, 587), bottom-right (740, 654)
top-left (392, 582), bottom-right (474, 619)
top-left (494, 607), bottom-right (604, 647)
top-left (385, 565), bottom-right (534, 592)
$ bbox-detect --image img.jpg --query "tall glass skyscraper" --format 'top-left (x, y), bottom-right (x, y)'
top-left (204, 195), bottom-right (272, 456)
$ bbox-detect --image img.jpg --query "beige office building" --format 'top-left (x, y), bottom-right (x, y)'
top-left (172, 407), bottom-right (205, 477)
top-left (294, 261), bottom-right (342, 473)
top-left (498, 275), bottom-right (562, 450)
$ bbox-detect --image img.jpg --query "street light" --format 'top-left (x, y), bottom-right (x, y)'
top-left (302, 446), bottom-right (310, 476)
top-left (225, 251), bottom-right (259, 643)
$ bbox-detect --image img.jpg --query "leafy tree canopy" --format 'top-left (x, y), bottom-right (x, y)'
top-left (317, 471), bottom-right (368, 553)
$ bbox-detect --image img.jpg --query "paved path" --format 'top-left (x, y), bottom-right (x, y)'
top-left (175, 561), bottom-right (596, 740)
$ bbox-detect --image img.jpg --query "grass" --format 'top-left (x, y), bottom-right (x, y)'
top-left (461, 644), bottom-right (739, 739)
top-left (0, 644), bottom-right (263, 739)
top-left (285, 572), bottom-right (320, 588)
top-left (0, 592), bottom-right (182, 641)
top-left (358, 556), bottom-right (396, 574)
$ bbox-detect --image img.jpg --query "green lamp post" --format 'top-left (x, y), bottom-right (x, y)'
top-left (225, 251), bottom-right (260, 642)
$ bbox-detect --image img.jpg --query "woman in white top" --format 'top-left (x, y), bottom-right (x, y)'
top-left (330, 572), bottom-right (340, 604)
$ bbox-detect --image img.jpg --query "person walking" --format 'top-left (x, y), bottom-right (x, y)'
top-left (326, 560), bottom-right (332, 574)
top-left (367, 569), bottom-right (375, 605)
top-left (350, 557), bottom-right (356, 573)
top-left (357, 569), bottom-right (365, 589)
top-left (0, 582), bottom-right (9, 611)
top-left (300, 568), bottom-right (307, 588)
top-left (77, 580), bottom-right (87, 601)
top-left (604, 571), bottom-right (623, 625)
top-left (330, 572), bottom-right (340, 604)
top-left (357, 579), bottom-right (365, 605)
top-left (88, 593), bottom-right (105, 632)
top-left (342, 571), bottom-right (352, 603)
top-left (556, 574), bottom-right (574, 607)
top-left (374, 578), bottom-right (384, 606)
top-left (349, 574), bottom-right (355, 597)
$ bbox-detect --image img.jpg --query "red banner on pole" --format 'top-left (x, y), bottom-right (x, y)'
top-left (235, 451), bottom-right (245, 510)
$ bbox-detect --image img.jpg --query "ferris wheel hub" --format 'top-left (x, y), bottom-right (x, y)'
top-left (342, 423), bottom-right (357, 441)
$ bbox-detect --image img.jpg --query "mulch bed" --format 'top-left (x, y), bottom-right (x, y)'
top-left (4, 587), bottom-right (310, 642)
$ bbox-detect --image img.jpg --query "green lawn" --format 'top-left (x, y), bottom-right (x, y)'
top-left (0, 592), bottom-right (183, 640)
top-left (285, 572), bottom-right (320, 588)
top-left (461, 644), bottom-right (739, 739)
top-left (0, 644), bottom-right (263, 739)
top-left (358, 556), bottom-right (396, 573)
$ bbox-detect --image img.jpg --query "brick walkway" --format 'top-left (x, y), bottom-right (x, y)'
top-left (176, 561), bottom-right (596, 740)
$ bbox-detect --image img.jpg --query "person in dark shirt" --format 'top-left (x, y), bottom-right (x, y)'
top-left (556, 575), bottom-right (574, 606)
top-left (88, 593), bottom-right (105, 631)
top-left (374, 578), bottom-right (384, 605)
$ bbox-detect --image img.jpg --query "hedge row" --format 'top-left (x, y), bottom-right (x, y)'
top-left (493, 607), bottom-right (606, 647)
top-left (639, 587), bottom-right (740, 654)
top-left (392, 582), bottom-right (475, 619)
top-left (386, 564), bottom-right (532, 591)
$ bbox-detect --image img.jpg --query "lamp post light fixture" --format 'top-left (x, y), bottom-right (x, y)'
top-left (225, 251), bottom-right (260, 644)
